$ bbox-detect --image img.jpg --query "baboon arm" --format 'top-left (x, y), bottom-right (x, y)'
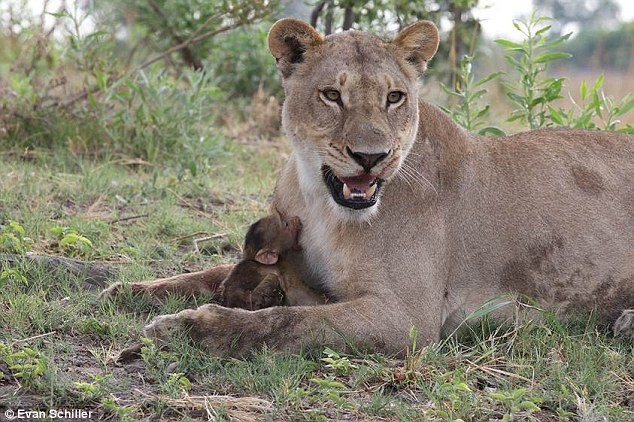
top-left (100, 264), bottom-right (234, 299)
top-left (254, 273), bottom-right (281, 292)
top-left (143, 295), bottom-right (440, 357)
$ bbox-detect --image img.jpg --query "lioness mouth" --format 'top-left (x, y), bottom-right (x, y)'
top-left (322, 166), bottom-right (384, 209)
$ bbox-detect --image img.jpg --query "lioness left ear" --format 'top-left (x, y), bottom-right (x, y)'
top-left (393, 21), bottom-right (439, 74)
top-left (268, 18), bottom-right (323, 78)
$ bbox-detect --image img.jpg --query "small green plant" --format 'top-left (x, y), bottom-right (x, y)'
top-left (0, 343), bottom-right (48, 388)
top-left (496, 13), bottom-right (572, 129)
top-left (0, 220), bottom-right (32, 254)
top-left (79, 318), bottom-right (111, 339)
top-left (490, 388), bottom-right (542, 421)
top-left (139, 337), bottom-right (189, 398)
top-left (308, 377), bottom-right (356, 409)
top-left (100, 397), bottom-right (135, 421)
top-left (548, 75), bottom-right (634, 133)
top-left (50, 226), bottom-right (93, 258)
top-left (0, 268), bottom-right (28, 287)
top-left (163, 372), bottom-right (192, 397)
top-left (73, 373), bottom-right (112, 402)
top-left (321, 347), bottom-right (357, 376)
top-left (440, 55), bottom-right (505, 136)
top-left (424, 371), bottom-right (477, 421)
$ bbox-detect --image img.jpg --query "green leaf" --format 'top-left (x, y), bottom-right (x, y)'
top-left (475, 105), bottom-right (490, 119)
top-left (479, 126), bottom-right (506, 137)
top-left (439, 82), bottom-right (462, 97)
top-left (534, 25), bottom-right (552, 36)
top-left (534, 52), bottom-right (572, 64)
top-left (592, 74), bottom-right (605, 91)
top-left (465, 295), bottom-right (516, 321)
top-left (548, 106), bottom-right (564, 125)
top-left (545, 32), bottom-right (573, 48)
top-left (579, 80), bottom-right (587, 100)
top-left (617, 98), bottom-right (634, 115)
top-left (474, 72), bottom-right (502, 87)
top-left (490, 392), bottom-right (509, 401)
top-left (507, 92), bottom-right (526, 105)
top-left (494, 39), bottom-right (523, 49)
top-left (519, 400), bottom-right (541, 411)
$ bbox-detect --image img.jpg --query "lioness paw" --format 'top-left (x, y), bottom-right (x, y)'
top-left (613, 310), bottom-right (634, 338)
top-left (143, 312), bottom-right (190, 345)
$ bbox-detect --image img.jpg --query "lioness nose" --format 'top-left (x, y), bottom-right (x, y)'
top-left (346, 147), bottom-right (389, 172)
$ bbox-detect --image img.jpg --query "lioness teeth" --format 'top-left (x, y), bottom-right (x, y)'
top-left (342, 181), bottom-right (377, 200)
top-left (343, 183), bottom-right (352, 199)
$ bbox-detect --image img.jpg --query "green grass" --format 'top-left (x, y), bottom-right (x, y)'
top-left (1, 141), bottom-right (633, 421)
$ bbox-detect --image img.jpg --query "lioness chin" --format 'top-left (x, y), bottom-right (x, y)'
top-left (107, 19), bottom-right (634, 358)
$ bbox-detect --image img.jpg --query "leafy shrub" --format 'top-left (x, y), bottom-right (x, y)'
top-left (207, 24), bottom-right (282, 98)
top-left (444, 13), bottom-right (634, 134)
top-left (0, 2), bottom-right (278, 166)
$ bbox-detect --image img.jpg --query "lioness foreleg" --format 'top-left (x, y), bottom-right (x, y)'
top-left (142, 297), bottom-right (436, 357)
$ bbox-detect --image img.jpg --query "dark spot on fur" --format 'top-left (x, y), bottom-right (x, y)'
top-left (564, 276), bottom-right (634, 323)
top-left (527, 235), bottom-right (564, 274)
top-left (501, 260), bottom-right (538, 297)
top-left (571, 165), bottom-right (604, 195)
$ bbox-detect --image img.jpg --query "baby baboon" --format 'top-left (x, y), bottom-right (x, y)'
top-left (219, 210), bottom-right (324, 310)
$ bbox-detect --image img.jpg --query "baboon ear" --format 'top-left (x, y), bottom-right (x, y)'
top-left (255, 249), bottom-right (279, 265)
top-left (268, 18), bottom-right (323, 78)
top-left (393, 21), bottom-right (439, 74)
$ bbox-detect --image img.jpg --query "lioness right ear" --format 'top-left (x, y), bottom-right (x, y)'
top-left (393, 21), bottom-right (439, 74)
top-left (255, 248), bottom-right (279, 265)
top-left (268, 18), bottom-right (323, 78)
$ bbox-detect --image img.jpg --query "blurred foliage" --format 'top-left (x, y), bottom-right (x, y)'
top-left (532, 0), bottom-right (620, 37)
top-left (441, 13), bottom-right (634, 134)
top-left (563, 22), bottom-right (634, 71)
top-left (0, 0), bottom-right (632, 166)
top-left (94, 0), bottom-right (281, 70)
top-left (0, 0), bottom-right (280, 168)
top-left (207, 24), bottom-right (282, 98)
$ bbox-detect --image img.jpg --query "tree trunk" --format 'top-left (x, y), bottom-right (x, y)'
top-left (342, 7), bottom-right (354, 31)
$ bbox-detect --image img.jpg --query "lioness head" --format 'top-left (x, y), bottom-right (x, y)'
top-left (268, 19), bottom-right (439, 221)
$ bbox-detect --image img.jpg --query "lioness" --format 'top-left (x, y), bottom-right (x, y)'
top-left (103, 19), bottom-right (634, 357)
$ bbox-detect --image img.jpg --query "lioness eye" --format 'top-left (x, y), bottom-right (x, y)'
top-left (387, 91), bottom-right (404, 104)
top-left (322, 89), bottom-right (341, 102)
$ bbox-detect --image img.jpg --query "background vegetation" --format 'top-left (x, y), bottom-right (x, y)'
top-left (1, 0), bottom-right (633, 420)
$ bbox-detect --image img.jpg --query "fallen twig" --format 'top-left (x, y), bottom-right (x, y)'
top-left (109, 214), bottom-right (150, 225)
top-left (11, 331), bottom-right (57, 346)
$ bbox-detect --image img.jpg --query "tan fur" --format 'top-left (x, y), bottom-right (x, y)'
top-left (106, 20), bottom-right (634, 358)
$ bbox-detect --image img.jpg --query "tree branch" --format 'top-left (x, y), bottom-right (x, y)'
top-left (310, 0), bottom-right (327, 28)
